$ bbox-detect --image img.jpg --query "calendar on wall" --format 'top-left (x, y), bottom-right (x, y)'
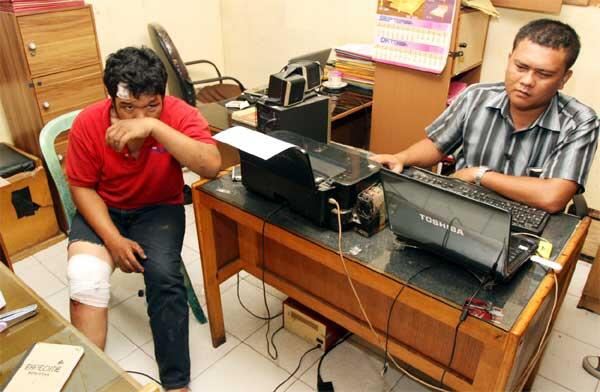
top-left (374, 0), bottom-right (457, 74)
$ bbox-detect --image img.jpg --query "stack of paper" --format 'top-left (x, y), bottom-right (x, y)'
top-left (332, 44), bottom-right (375, 91)
top-left (0, 0), bottom-right (84, 13)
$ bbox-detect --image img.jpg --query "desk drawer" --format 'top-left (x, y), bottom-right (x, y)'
top-left (33, 64), bottom-right (105, 124)
top-left (18, 7), bottom-right (100, 77)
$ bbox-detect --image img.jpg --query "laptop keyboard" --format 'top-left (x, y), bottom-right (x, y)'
top-left (406, 168), bottom-right (550, 235)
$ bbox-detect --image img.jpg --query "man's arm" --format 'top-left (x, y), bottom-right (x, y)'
top-left (370, 138), bottom-right (445, 173)
top-left (452, 168), bottom-right (578, 213)
top-left (105, 117), bottom-right (221, 178)
top-left (71, 186), bottom-right (146, 273)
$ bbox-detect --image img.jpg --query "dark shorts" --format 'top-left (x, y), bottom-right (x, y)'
top-left (69, 204), bottom-right (190, 389)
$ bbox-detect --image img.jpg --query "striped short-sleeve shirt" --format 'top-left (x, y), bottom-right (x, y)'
top-left (426, 82), bottom-right (599, 191)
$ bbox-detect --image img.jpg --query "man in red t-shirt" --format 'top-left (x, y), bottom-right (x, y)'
top-left (65, 47), bottom-right (220, 392)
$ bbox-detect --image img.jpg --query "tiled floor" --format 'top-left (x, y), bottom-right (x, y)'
top-left (10, 171), bottom-right (600, 391)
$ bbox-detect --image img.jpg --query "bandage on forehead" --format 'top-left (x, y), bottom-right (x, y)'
top-left (116, 82), bottom-right (131, 100)
top-left (67, 254), bottom-right (113, 308)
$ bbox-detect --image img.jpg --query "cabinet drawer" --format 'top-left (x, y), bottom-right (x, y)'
top-left (34, 64), bottom-right (106, 124)
top-left (451, 10), bottom-right (490, 76)
top-left (18, 7), bottom-right (100, 77)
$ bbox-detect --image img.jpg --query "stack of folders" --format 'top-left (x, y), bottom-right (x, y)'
top-left (331, 44), bottom-right (375, 92)
top-left (0, 0), bottom-right (84, 13)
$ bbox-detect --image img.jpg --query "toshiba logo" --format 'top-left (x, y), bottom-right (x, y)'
top-left (419, 214), bottom-right (464, 236)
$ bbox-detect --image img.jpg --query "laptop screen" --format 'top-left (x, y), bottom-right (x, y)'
top-left (288, 48), bottom-right (332, 71)
top-left (381, 169), bottom-right (510, 274)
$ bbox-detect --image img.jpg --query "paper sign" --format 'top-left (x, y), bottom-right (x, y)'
top-left (4, 343), bottom-right (84, 392)
top-left (374, 0), bottom-right (457, 74)
top-left (213, 126), bottom-right (296, 160)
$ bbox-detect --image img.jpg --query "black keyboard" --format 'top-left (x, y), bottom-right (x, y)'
top-left (405, 167), bottom-right (550, 235)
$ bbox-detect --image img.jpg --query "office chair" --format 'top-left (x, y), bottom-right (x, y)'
top-left (39, 111), bottom-right (207, 323)
top-left (148, 23), bottom-right (245, 106)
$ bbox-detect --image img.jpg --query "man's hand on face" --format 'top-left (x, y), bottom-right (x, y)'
top-left (105, 117), bottom-right (155, 155)
top-left (370, 154), bottom-right (405, 173)
top-left (105, 235), bottom-right (147, 273)
top-left (451, 167), bottom-right (479, 183)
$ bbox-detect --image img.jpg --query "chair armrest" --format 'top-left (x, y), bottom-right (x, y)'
top-left (191, 76), bottom-right (245, 91)
top-left (185, 59), bottom-right (222, 80)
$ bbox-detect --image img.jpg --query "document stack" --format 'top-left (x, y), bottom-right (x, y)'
top-left (0, 0), bottom-right (84, 13)
top-left (331, 44), bottom-right (375, 92)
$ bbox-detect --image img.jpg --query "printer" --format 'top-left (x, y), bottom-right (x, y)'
top-left (239, 131), bottom-right (381, 230)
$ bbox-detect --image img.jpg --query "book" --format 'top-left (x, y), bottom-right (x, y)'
top-left (3, 343), bottom-right (84, 392)
top-left (231, 106), bottom-right (257, 128)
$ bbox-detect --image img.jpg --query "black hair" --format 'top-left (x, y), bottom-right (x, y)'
top-left (513, 19), bottom-right (580, 70)
top-left (103, 46), bottom-right (167, 99)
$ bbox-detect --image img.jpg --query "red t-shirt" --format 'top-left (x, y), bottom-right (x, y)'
top-left (66, 96), bottom-right (215, 209)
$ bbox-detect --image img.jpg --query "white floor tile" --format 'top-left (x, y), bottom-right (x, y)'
top-left (300, 340), bottom-right (401, 391)
top-left (45, 287), bottom-right (70, 321)
top-left (34, 240), bottom-right (69, 284)
top-left (181, 244), bottom-right (200, 266)
top-left (285, 379), bottom-right (315, 392)
top-left (221, 279), bottom-right (282, 341)
top-left (183, 170), bottom-right (201, 186)
top-left (105, 323), bottom-right (138, 362)
top-left (245, 316), bottom-right (321, 376)
top-left (109, 269), bottom-right (146, 309)
top-left (141, 313), bottom-right (242, 380)
top-left (117, 348), bottom-right (161, 389)
top-left (391, 374), bottom-right (431, 391)
top-left (554, 294), bottom-right (600, 348)
top-left (568, 261), bottom-right (592, 298)
top-left (183, 224), bottom-right (200, 252)
top-left (185, 205), bottom-right (197, 227)
top-left (13, 256), bottom-right (65, 298)
top-left (33, 238), bottom-right (68, 265)
top-left (531, 375), bottom-right (573, 392)
top-left (538, 331), bottom-right (599, 392)
top-left (109, 294), bottom-right (153, 346)
top-left (244, 273), bottom-right (288, 301)
top-left (184, 258), bottom-right (204, 288)
top-left (189, 343), bottom-right (293, 392)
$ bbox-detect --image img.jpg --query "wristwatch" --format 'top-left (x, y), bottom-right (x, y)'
top-left (475, 166), bottom-right (491, 186)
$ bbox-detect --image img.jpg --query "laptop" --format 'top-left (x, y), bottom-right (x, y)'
top-left (288, 48), bottom-right (332, 72)
top-left (380, 168), bottom-right (538, 281)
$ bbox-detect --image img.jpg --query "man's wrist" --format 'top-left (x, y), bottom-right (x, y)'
top-left (475, 166), bottom-right (491, 186)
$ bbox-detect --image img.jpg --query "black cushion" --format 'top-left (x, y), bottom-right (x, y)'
top-left (0, 144), bottom-right (35, 178)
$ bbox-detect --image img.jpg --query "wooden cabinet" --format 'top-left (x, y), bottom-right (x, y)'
top-left (370, 7), bottom-right (490, 154)
top-left (0, 5), bottom-right (105, 157)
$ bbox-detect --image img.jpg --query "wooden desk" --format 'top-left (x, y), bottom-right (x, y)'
top-left (192, 173), bottom-right (589, 391)
top-left (197, 89), bottom-right (373, 154)
top-left (0, 263), bottom-right (158, 391)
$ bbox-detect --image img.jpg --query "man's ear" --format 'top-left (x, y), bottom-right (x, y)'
top-left (559, 69), bottom-right (573, 89)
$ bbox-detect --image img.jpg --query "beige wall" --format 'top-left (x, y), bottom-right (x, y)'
top-left (220, 0), bottom-right (377, 89)
top-left (0, 0), bottom-right (224, 144)
top-left (480, 6), bottom-right (600, 206)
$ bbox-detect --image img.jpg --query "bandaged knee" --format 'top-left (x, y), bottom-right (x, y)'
top-left (67, 254), bottom-right (112, 308)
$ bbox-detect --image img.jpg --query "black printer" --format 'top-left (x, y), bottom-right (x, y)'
top-left (239, 131), bottom-right (381, 230)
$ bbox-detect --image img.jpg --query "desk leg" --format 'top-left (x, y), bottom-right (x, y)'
top-left (197, 204), bottom-right (226, 347)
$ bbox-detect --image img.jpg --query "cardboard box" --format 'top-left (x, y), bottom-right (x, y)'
top-left (0, 144), bottom-right (61, 259)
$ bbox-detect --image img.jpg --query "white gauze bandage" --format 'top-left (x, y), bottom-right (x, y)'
top-left (67, 254), bottom-right (113, 308)
top-left (116, 82), bottom-right (131, 100)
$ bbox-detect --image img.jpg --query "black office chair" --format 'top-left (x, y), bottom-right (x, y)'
top-left (148, 23), bottom-right (245, 106)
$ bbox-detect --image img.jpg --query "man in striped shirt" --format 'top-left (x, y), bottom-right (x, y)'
top-left (372, 19), bottom-right (599, 213)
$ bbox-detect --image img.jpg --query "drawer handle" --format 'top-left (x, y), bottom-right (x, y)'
top-left (28, 42), bottom-right (37, 56)
top-left (459, 42), bottom-right (468, 48)
top-left (42, 101), bottom-right (50, 110)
